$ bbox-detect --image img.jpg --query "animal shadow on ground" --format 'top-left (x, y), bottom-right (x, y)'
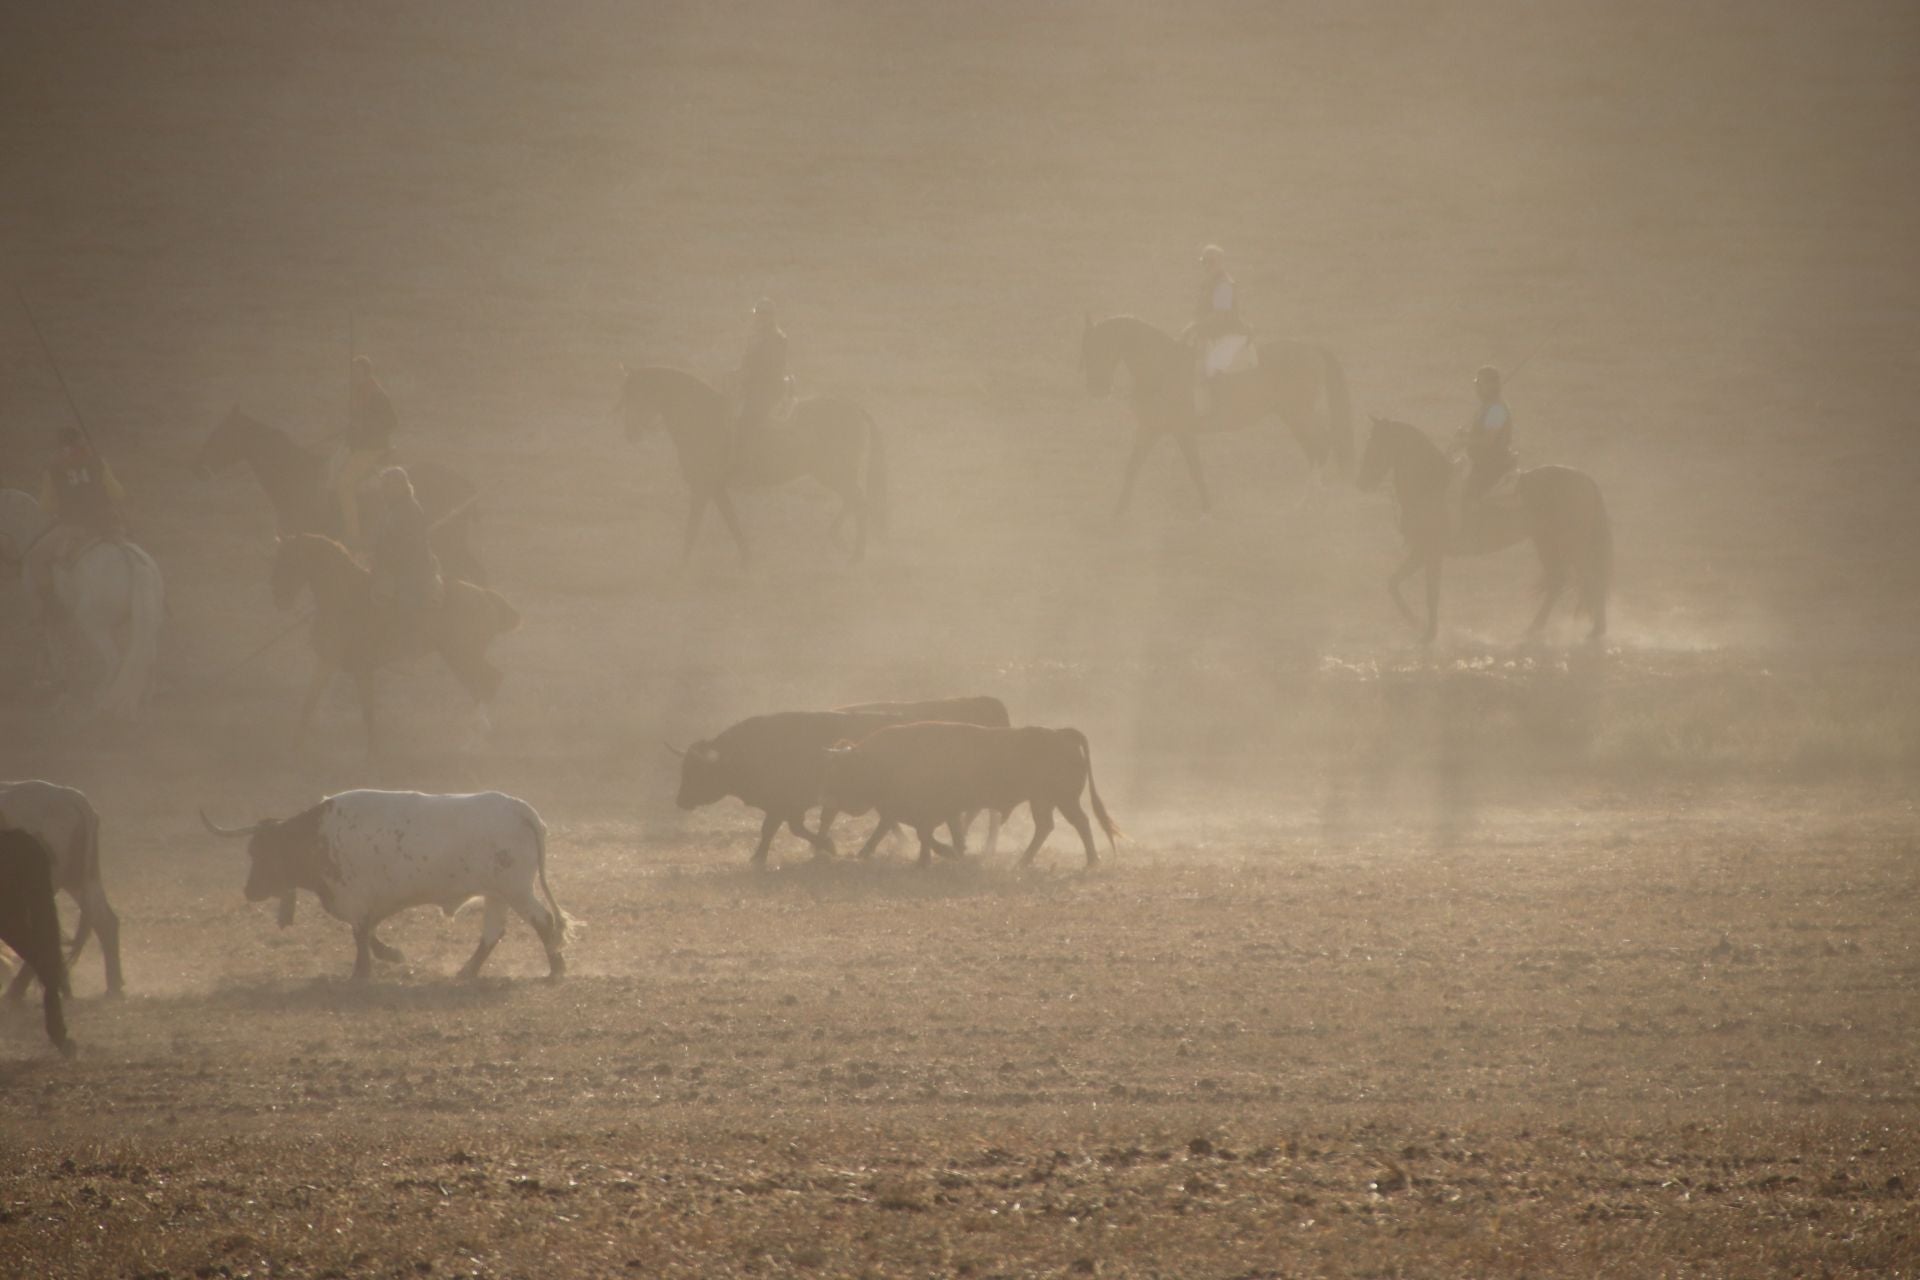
top-left (202, 976), bottom-right (524, 1016)
top-left (679, 848), bottom-right (1100, 905)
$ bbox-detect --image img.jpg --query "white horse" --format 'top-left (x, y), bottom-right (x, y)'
top-left (0, 489), bottom-right (165, 718)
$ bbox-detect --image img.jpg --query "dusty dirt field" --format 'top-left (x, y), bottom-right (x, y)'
top-left (2, 2), bottom-right (1917, 1276)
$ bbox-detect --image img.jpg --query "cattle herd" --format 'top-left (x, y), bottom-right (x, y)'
top-left (0, 694), bottom-right (1113, 1055)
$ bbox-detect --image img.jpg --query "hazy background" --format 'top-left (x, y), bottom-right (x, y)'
top-left (2, 0), bottom-right (1917, 832)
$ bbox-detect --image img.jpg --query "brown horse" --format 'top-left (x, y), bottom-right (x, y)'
top-left (269, 534), bottom-right (519, 748)
top-left (1356, 417), bottom-right (1611, 643)
top-left (1079, 314), bottom-right (1354, 515)
top-left (618, 366), bottom-right (887, 565)
top-left (196, 408), bottom-right (487, 584)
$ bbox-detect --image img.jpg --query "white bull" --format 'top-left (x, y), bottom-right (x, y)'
top-left (200, 789), bottom-right (575, 982)
top-left (0, 780), bottom-right (123, 996)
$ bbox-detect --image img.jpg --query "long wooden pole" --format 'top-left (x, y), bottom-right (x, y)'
top-left (14, 286), bottom-right (97, 448)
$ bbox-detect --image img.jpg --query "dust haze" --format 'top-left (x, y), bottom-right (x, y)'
top-left (1, 3), bottom-right (1916, 1277)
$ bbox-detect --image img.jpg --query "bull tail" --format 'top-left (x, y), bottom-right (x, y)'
top-left (525, 810), bottom-right (579, 945)
top-left (1067, 728), bottom-right (1122, 854)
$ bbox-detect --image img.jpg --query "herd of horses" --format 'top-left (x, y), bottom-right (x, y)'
top-left (0, 316), bottom-right (1611, 739)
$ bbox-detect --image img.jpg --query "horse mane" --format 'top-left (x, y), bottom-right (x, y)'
top-left (626, 366), bottom-right (728, 420)
top-left (278, 532), bottom-right (366, 580)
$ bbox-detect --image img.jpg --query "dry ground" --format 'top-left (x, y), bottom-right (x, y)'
top-left (2, 1), bottom-right (1919, 1276)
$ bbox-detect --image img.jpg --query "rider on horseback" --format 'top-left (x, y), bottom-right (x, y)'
top-left (735, 298), bottom-right (788, 474)
top-left (29, 428), bottom-right (127, 621)
top-left (40, 428), bottom-right (126, 537)
top-left (334, 355), bottom-right (398, 546)
top-left (367, 467), bottom-right (443, 646)
top-left (1185, 245), bottom-right (1251, 418)
top-left (1462, 367), bottom-right (1516, 493)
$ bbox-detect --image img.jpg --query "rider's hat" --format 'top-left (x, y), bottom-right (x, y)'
top-left (752, 297), bottom-right (776, 319)
top-left (1474, 365), bottom-right (1501, 388)
top-left (1198, 244), bottom-right (1226, 267)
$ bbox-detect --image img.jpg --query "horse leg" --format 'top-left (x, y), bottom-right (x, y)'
top-left (1529, 544), bottom-right (1568, 635)
top-left (822, 474), bottom-right (867, 563)
top-left (1114, 428), bottom-right (1160, 517)
top-left (681, 493), bottom-right (710, 562)
top-left (713, 490), bottom-right (751, 567)
top-left (1423, 558), bottom-right (1442, 645)
top-left (297, 660), bottom-right (336, 731)
top-left (1387, 552), bottom-right (1423, 629)
top-left (353, 668), bottom-right (379, 755)
top-left (1174, 433), bottom-right (1213, 511)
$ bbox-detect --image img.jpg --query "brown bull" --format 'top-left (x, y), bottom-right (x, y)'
top-left (822, 722), bottom-right (1119, 869)
top-left (671, 696), bottom-right (1010, 868)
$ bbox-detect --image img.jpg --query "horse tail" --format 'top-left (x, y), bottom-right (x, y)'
top-left (100, 545), bottom-right (164, 719)
top-left (1321, 348), bottom-right (1354, 474)
top-left (1578, 482), bottom-right (1612, 629)
top-left (862, 409), bottom-right (889, 537)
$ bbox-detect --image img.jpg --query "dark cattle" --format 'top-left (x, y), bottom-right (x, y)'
top-left (823, 722), bottom-right (1120, 869)
top-left (672, 697), bottom-right (1010, 868)
top-left (0, 830), bottom-right (74, 1056)
top-left (0, 781), bottom-right (122, 997)
top-left (833, 697), bottom-right (1010, 857)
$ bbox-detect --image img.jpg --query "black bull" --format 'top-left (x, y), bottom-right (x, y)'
top-left (0, 830), bottom-right (74, 1056)
top-left (670, 698), bottom-right (1010, 867)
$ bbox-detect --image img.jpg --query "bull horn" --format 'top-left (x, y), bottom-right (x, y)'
top-left (200, 808), bottom-right (260, 839)
top-left (663, 741), bottom-right (686, 759)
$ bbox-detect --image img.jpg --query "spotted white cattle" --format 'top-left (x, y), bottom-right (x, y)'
top-left (200, 789), bottom-right (575, 982)
top-left (0, 780), bottom-right (122, 996)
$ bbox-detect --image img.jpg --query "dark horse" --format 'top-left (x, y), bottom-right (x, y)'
top-left (1079, 314), bottom-right (1354, 515)
top-left (195, 408), bottom-right (487, 584)
top-left (618, 366), bottom-right (888, 565)
top-left (1357, 418), bottom-right (1611, 643)
top-left (270, 533), bottom-right (520, 750)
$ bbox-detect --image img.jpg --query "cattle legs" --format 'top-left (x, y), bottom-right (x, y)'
top-left (351, 923), bottom-right (376, 981)
top-left (67, 886), bottom-right (124, 996)
top-left (1017, 804), bottom-right (1056, 867)
top-left (5, 895), bottom-right (122, 998)
top-left (749, 813), bottom-right (782, 867)
top-left (457, 899), bottom-right (506, 980)
top-left (1059, 795), bottom-right (1101, 869)
top-left (456, 894), bottom-right (565, 981)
